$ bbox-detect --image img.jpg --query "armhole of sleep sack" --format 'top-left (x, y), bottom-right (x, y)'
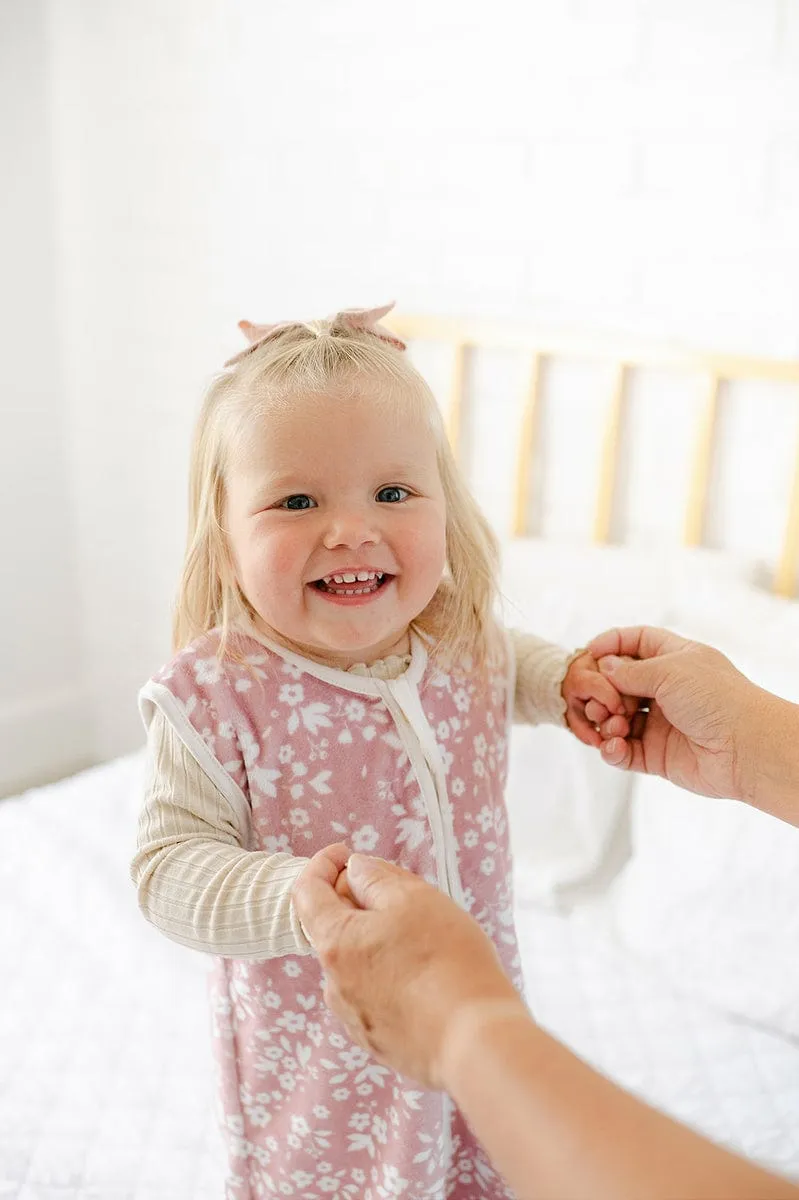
top-left (139, 680), bottom-right (253, 842)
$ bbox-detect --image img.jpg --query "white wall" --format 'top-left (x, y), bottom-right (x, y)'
top-left (2, 0), bottom-right (799, 784)
top-left (0, 0), bottom-right (91, 794)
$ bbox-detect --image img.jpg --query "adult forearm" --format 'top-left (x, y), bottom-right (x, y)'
top-left (444, 1008), bottom-right (798, 1200)
top-left (740, 691), bottom-right (799, 827)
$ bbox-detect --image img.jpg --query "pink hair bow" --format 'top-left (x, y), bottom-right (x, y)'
top-left (224, 301), bottom-right (406, 367)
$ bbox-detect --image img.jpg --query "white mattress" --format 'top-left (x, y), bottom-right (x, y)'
top-left (2, 754), bottom-right (797, 1197)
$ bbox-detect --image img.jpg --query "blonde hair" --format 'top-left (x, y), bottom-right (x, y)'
top-left (173, 314), bottom-right (501, 668)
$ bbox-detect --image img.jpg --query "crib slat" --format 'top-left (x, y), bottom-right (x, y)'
top-left (775, 435), bottom-right (799, 597)
top-left (512, 353), bottom-right (542, 537)
top-left (593, 363), bottom-right (628, 543)
top-left (684, 376), bottom-right (720, 546)
top-left (447, 343), bottom-right (467, 458)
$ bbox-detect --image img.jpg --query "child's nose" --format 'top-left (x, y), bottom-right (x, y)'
top-left (322, 507), bottom-right (380, 551)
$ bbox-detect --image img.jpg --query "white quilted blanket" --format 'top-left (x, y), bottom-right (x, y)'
top-left (1, 754), bottom-right (797, 1197)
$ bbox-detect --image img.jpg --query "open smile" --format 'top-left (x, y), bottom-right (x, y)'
top-left (309, 569), bottom-right (394, 605)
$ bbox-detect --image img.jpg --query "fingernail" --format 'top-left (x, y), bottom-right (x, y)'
top-left (346, 854), bottom-right (370, 879)
top-left (599, 655), bottom-right (622, 674)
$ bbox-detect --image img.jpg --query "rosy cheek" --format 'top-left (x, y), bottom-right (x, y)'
top-left (262, 527), bottom-right (305, 577)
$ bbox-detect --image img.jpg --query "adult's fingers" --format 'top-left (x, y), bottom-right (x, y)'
top-left (345, 854), bottom-right (427, 911)
top-left (597, 653), bottom-right (672, 701)
top-left (588, 626), bottom-right (691, 662)
top-left (579, 671), bottom-right (628, 716)
top-left (293, 845), bottom-right (354, 947)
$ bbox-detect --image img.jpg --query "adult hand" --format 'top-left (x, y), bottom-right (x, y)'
top-left (293, 850), bottom-right (523, 1089)
top-left (587, 626), bottom-right (757, 799)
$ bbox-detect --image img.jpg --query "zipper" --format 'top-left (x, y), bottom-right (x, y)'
top-left (376, 678), bottom-right (464, 906)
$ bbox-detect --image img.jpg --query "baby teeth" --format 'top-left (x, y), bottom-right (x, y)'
top-left (324, 570), bottom-right (382, 585)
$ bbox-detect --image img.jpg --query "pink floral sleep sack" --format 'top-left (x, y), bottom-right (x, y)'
top-left (141, 628), bottom-right (521, 1199)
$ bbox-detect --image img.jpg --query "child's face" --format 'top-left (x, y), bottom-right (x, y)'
top-left (225, 389), bottom-right (447, 667)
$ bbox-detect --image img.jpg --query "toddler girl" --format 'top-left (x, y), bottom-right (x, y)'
top-left (131, 303), bottom-right (628, 1199)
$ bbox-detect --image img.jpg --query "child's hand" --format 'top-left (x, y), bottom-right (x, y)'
top-left (334, 866), bottom-right (358, 908)
top-left (562, 650), bottom-right (635, 748)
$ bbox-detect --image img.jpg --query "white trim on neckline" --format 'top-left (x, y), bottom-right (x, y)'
top-left (236, 628), bottom-right (429, 696)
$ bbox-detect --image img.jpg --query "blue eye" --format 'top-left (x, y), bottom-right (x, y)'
top-left (281, 494), bottom-right (316, 511)
top-left (376, 486), bottom-right (409, 504)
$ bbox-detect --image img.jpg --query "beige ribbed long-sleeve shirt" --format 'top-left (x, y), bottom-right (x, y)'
top-left (131, 630), bottom-right (570, 960)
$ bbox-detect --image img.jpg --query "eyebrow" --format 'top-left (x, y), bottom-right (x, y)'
top-left (249, 462), bottom-right (429, 497)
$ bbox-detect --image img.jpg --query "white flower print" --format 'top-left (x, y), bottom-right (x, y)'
top-left (341, 1045), bottom-right (369, 1071)
top-left (476, 805), bottom-right (494, 833)
top-left (310, 770), bottom-right (333, 794)
top-left (381, 1164), bottom-right (409, 1195)
top-left (395, 816), bottom-right (427, 853)
top-left (251, 765), bottom-right (281, 796)
top-left (173, 628), bottom-right (523, 1197)
top-left (264, 835), bottom-right (291, 853)
top-left (462, 887), bottom-right (475, 911)
top-left (195, 656), bottom-right (223, 685)
top-left (238, 729), bottom-right (260, 769)
top-left (276, 1012), bottom-right (305, 1033)
top-left (301, 701), bottom-right (333, 734)
top-left (352, 824), bottom-right (379, 853)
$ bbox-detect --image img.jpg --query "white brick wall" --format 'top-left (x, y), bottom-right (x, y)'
top-left (2, 0), bottom-right (798, 774)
